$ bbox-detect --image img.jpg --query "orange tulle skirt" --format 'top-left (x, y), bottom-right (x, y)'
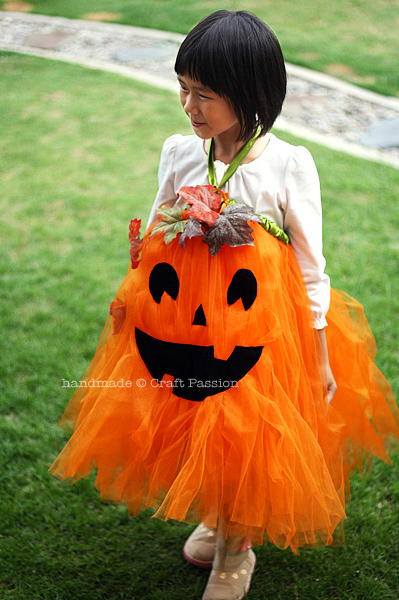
top-left (50, 223), bottom-right (399, 552)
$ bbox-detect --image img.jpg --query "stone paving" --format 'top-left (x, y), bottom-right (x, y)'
top-left (1, 11), bottom-right (398, 167)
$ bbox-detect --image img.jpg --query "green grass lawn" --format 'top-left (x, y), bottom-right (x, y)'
top-left (0, 53), bottom-right (398, 600)
top-left (1, 0), bottom-right (398, 96)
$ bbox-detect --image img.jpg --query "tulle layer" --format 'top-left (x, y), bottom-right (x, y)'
top-left (50, 224), bottom-right (399, 552)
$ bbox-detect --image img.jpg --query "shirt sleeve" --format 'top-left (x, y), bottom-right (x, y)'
top-left (146, 134), bottom-right (181, 229)
top-left (283, 146), bottom-right (330, 329)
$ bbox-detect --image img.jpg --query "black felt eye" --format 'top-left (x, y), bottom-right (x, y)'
top-left (227, 269), bottom-right (257, 311)
top-left (149, 263), bottom-right (180, 304)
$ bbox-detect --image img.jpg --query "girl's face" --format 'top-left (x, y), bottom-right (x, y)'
top-left (178, 74), bottom-right (240, 142)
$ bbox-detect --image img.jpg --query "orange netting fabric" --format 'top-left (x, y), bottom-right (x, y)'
top-left (50, 224), bottom-right (399, 552)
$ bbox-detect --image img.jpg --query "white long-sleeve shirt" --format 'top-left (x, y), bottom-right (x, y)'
top-left (147, 133), bottom-right (330, 328)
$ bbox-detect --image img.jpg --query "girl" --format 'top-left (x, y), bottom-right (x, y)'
top-left (50, 11), bottom-right (399, 600)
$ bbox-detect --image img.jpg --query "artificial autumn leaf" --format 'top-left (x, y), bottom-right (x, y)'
top-left (178, 185), bottom-right (221, 227)
top-left (203, 205), bottom-right (262, 256)
top-left (179, 185), bottom-right (221, 210)
top-left (109, 297), bottom-right (127, 335)
top-left (152, 204), bottom-right (186, 245)
top-left (129, 218), bottom-right (143, 269)
top-left (179, 218), bottom-right (204, 249)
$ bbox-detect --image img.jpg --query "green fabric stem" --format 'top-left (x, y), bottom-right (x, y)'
top-left (259, 216), bottom-right (290, 245)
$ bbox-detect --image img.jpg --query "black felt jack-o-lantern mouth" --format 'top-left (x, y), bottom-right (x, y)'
top-left (135, 263), bottom-right (263, 402)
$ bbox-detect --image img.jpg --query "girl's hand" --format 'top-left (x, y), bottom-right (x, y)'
top-left (325, 361), bottom-right (337, 404)
top-left (317, 328), bottom-right (337, 404)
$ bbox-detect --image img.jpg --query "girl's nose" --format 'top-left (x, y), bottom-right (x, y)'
top-left (183, 93), bottom-right (199, 114)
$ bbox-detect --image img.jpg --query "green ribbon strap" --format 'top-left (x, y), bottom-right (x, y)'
top-left (207, 127), bottom-right (261, 188)
top-left (207, 128), bottom-right (290, 245)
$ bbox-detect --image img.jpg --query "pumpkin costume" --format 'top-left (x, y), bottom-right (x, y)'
top-left (50, 134), bottom-right (399, 554)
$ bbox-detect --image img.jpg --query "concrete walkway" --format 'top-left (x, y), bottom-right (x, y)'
top-left (1, 11), bottom-right (399, 168)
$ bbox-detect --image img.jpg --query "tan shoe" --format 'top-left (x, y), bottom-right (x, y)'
top-left (183, 524), bottom-right (217, 569)
top-left (201, 549), bottom-right (256, 600)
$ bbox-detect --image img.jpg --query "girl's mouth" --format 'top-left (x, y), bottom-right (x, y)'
top-left (191, 120), bottom-right (206, 128)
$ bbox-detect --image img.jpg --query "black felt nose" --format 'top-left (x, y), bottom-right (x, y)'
top-left (192, 304), bottom-right (207, 326)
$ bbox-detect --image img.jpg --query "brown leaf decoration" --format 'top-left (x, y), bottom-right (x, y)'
top-left (129, 219), bottom-right (143, 269)
top-left (178, 185), bottom-right (221, 227)
top-left (179, 218), bottom-right (204, 249)
top-left (203, 205), bottom-right (262, 256)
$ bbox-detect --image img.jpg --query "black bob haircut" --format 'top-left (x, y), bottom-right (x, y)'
top-left (175, 10), bottom-right (287, 142)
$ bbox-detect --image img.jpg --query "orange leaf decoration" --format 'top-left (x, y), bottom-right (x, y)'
top-left (178, 185), bottom-right (221, 227)
top-left (129, 218), bottom-right (143, 269)
top-left (109, 297), bottom-right (127, 335)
